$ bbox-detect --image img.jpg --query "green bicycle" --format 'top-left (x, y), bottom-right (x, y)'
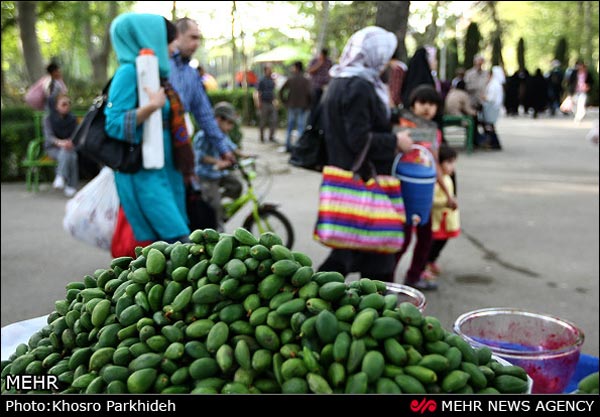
top-left (223, 158), bottom-right (295, 248)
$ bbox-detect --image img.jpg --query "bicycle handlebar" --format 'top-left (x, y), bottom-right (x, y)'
top-left (232, 157), bottom-right (257, 183)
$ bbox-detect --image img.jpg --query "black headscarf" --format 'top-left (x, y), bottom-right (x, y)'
top-left (48, 95), bottom-right (77, 139)
top-left (400, 47), bottom-right (435, 106)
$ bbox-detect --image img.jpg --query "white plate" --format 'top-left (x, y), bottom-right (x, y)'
top-left (1, 314), bottom-right (49, 361)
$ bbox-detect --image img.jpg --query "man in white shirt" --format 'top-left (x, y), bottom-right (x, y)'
top-left (464, 54), bottom-right (488, 110)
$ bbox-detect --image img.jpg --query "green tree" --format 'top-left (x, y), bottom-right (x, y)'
top-left (445, 37), bottom-right (459, 81)
top-left (326, 2), bottom-right (377, 56)
top-left (495, 2), bottom-right (598, 73)
top-left (412, 0), bottom-right (442, 48)
top-left (517, 37), bottom-right (526, 70)
top-left (491, 33), bottom-right (503, 67)
top-left (464, 22), bottom-right (481, 69)
top-left (554, 37), bottom-right (568, 67)
top-left (1, 1), bottom-right (133, 103)
top-left (79, 1), bottom-right (120, 86)
top-left (582, 0), bottom-right (594, 66)
top-left (252, 28), bottom-right (311, 59)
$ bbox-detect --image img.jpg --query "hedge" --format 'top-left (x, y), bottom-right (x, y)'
top-left (1, 106), bottom-right (37, 182)
top-left (206, 88), bottom-right (288, 127)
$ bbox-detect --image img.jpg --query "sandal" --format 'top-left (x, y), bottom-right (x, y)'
top-left (426, 262), bottom-right (441, 276)
top-left (408, 279), bottom-right (438, 291)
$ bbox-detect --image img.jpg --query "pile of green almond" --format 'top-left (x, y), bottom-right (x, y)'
top-left (576, 372), bottom-right (598, 394)
top-left (1, 227), bottom-right (530, 394)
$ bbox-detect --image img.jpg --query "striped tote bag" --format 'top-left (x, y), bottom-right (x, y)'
top-left (314, 165), bottom-right (406, 253)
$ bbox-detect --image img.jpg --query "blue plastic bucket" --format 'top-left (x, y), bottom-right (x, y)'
top-left (392, 144), bottom-right (436, 225)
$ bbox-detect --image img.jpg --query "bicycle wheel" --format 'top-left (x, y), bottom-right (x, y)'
top-left (243, 207), bottom-right (295, 249)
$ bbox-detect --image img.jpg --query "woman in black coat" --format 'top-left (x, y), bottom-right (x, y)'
top-left (317, 26), bottom-right (413, 281)
top-left (527, 68), bottom-right (549, 118)
top-left (504, 72), bottom-right (520, 116)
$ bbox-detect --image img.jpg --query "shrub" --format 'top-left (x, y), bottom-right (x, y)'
top-left (206, 88), bottom-right (288, 128)
top-left (1, 106), bottom-right (36, 181)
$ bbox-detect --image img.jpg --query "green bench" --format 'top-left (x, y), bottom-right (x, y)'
top-left (21, 110), bottom-right (86, 192)
top-left (442, 114), bottom-right (475, 154)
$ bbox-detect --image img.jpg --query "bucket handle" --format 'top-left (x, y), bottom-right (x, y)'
top-left (391, 143), bottom-right (436, 177)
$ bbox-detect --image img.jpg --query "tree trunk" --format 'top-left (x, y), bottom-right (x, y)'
top-left (583, 0), bottom-right (592, 65)
top-left (375, 1), bottom-right (410, 62)
top-left (95, 1), bottom-right (118, 84)
top-left (82, 1), bottom-right (118, 86)
top-left (16, 1), bottom-right (44, 83)
top-left (423, 1), bottom-right (440, 45)
top-left (576, 1), bottom-right (584, 60)
top-left (315, 1), bottom-right (330, 53)
top-left (241, 30), bottom-right (249, 123)
top-left (231, 1), bottom-right (237, 91)
top-left (439, 45), bottom-right (447, 81)
top-left (488, 1), bottom-right (502, 35)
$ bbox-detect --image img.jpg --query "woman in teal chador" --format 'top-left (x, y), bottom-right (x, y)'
top-left (105, 13), bottom-right (194, 243)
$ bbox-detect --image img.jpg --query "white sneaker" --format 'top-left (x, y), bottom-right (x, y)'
top-left (64, 186), bottom-right (77, 198)
top-left (52, 175), bottom-right (65, 190)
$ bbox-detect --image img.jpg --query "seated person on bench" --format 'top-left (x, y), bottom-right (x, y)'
top-left (444, 80), bottom-right (481, 147)
top-left (43, 93), bottom-right (79, 197)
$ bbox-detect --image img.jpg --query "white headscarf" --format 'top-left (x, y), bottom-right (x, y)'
top-left (330, 26), bottom-right (397, 116)
top-left (486, 66), bottom-right (506, 107)
top-left (491, 65), bottom-right (506, 85)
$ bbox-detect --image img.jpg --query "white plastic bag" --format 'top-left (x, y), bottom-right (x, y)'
top-left (560, 95), bottom-right (573, 114)
top-left (63, 167), bottom-right (119, 250)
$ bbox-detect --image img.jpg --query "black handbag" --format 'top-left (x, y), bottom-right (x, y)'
top-left (72, 78), bottom-right (142, 173)
top-left (288, 102), bottom-right (328, 172)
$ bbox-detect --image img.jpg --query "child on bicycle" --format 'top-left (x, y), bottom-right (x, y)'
top-left (194, 101), bottom-right (248, 231)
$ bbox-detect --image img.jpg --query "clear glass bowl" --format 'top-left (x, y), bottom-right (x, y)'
top-left (454, 308), bottom-right (584, 394)
top-left (384, 283), bottom-right (427, 312)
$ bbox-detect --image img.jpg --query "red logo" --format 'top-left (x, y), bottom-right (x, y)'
top-left (410, 398), bottom-right (437, 414)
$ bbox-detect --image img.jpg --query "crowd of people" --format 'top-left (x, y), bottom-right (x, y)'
top-left (504, 59), bottom-right (594, 122)
top-left (31, 12), bottom-right (596, 289)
